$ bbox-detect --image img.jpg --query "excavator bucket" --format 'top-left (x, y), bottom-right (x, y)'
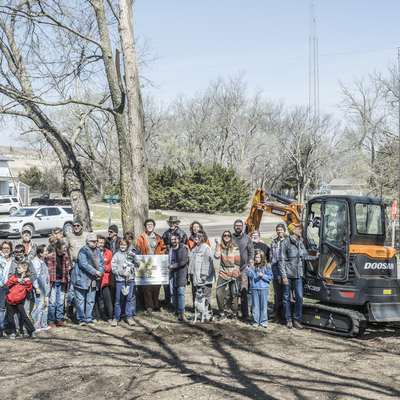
top-left (368, 303), bottom-right (400, 322)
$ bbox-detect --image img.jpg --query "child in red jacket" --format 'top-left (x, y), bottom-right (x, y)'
top-left (6, 262), bottom-right (37, 340)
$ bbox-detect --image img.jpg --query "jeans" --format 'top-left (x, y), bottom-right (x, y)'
top-left (252, 289), bottom-right (269, 326)
top-left (0, 286), bottom-right (8, 334)
top-left (48, 280), bottom-right (66, 323)
top-left (32, 261), bottom-right (50, 329)
top-left (114, 281), bottom-right (135, 319)
top-left (169, 278), bottom-right (185, 313)
top-left (67, 281), bottom-right (75, 307)
top-left (75, 286), bottom-right (97, 323)
top-left (247, 281), bottom-right (252, 310)
top-left (282, 278), bottom-right (303, 322)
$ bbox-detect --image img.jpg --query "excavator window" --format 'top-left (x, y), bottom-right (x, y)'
top-left (318, 200), bottom-right (349, 282)
top-left (355, 203), bottom-right (384, 235)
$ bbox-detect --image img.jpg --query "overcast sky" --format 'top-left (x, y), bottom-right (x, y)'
top-left (135, 0), bottom-right (399, 115)
top-left (6, 0), bottom-right (400, 145)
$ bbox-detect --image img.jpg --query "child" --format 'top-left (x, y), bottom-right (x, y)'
top-left (111, 239), bottom-right (140, 327)
top-left (246, 249), bottom-right (273, 328)
top-left (6, 262), bottom-right (37, 339)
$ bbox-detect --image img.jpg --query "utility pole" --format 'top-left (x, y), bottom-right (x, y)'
top-left (398, 47), bottom-right (400, 250)
top-left (309, 0), bottom-right (319, 123)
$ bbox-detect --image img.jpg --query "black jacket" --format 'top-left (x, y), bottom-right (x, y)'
top-left (162, 227), bottom-right (188, 250)
top-left (254, 242), bottom-right (271, 263)
top-left (105, 236), bottom-right (121, 256)
top-left (168, 243), bottom-right (188, 287)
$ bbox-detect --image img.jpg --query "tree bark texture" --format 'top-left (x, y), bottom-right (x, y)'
top-left (118, 0), bottom-right (149, 239)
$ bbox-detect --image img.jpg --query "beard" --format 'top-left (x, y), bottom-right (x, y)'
top-left (22, 236), bottom-right (31, 243)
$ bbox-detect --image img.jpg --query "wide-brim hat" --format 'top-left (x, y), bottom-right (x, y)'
top-left (166, 216), bottom-right (180, 223)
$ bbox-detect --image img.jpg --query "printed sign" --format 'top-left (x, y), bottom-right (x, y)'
top-left (135, 255), bottom-right (169, 285)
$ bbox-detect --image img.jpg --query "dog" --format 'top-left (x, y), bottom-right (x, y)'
top-left (193, 287), bottom-right (213, 323)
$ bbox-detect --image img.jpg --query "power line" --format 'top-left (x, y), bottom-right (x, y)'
top-left (146, 47), bottom-right (398, 74)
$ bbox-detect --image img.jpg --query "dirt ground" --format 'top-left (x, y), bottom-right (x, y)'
top-left (1, 307), bottom-right (400, 400)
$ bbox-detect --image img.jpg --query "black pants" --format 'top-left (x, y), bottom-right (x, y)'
top-left (92, 286), bottom-right (113, 321)
top-left (7, 302), bottom-right (35, 335)
top-left (239, 269), bottom-right (249, 318)
top-left (273, 279), bottom-right (283, 311)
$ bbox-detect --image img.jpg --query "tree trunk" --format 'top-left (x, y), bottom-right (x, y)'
top-left (92, 0), bottom-right (135, 234)
top-left (118, 0), bottom-right (149, 240)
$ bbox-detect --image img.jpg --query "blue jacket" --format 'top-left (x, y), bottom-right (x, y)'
top-left (246, 264), bottom-right (273, 290)
top-left (271, 249), bottom-right (281, 280)
top-left (71, 245), bottom-right (105, 290)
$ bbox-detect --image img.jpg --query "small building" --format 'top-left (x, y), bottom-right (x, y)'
top-left (328, 179), bottom-right (362, 196)
top-left (0, 154), bottom-right (17, 195)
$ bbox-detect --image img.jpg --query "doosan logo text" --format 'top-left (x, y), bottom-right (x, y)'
top-left (364, 262), bottom-right (395, 270)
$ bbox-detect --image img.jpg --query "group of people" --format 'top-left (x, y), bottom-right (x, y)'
top-left (0, 214), bottom-right (317, 339)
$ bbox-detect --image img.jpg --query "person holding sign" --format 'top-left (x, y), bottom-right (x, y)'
top-left (137, 219), bottom-right (167, 315)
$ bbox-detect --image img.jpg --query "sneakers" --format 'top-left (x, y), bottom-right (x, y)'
top-left (48, 322), bottom-right (56, 328)
top-left (293, 320), bottom-right (304, 330)
top-left (23, 333), bottom-right (30, 339)
top-left (87, 321), bottom-right (95, 326)
top-left (252, 324), bottom-right (258, 328)
top-left (231, 315), bottom-right (238, 323)
top-left (127, 318), bottom-right (135, 326)
top-left (261, 324), bottom-right (268, 329)
top-left (56, 321), bottom-right (66, 327)
top-left (41, 326), bottom-right (51, 331)
top-left (79, 321), bottom-right (87, 326)
top-left (146, 309), bottom-right (153, 315)
top-left (178, 313), bottom-right (186, 322)
top-left (92, 319), bottom-right (99, 323)
top-left (215, 315), bottom-right (227, 323)
top-left (9, 334), bottom-right (16, 340)
top-left (31, 332), bottom-right (38, 339)
top-left (111, 318), bottom-right (118, 327)
top-left (107, 319), bottom-right (113, 324)
top-left (286, 321), bottom-right (293, 329)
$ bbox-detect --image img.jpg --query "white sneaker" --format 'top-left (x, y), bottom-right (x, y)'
top-left (41, 326), bottom-right (51, 331)
top-left (111, 318), bottom-right (118, 327)
top-left (127, 318), bottom-right (135, 326)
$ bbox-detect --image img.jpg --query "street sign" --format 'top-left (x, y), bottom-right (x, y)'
top-left (393, 201), bottom-right (397, 221)
top-left (105, 199), bottom-right (117, 204)
top-left (104, 194), bottom-right (119, 200)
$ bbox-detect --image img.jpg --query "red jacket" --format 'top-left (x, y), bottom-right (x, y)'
top-left (137, 232), bottom-right (167, 255)
top-left (101, 248), bottom-right (113, 287)
top-left (6, 275), bottom-right (33, 305)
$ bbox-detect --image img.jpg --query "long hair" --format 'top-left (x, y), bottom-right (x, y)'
top-left (189, 221), bottom-right (204, 235)
top-left (254, 249), bottom-right (266, 272)
top-left (18, 261), bottom-right (32, 277)
top-left (220, 231), bottom-right (236, 251)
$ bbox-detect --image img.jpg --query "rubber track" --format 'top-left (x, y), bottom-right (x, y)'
top-left (302, 302), bottom-right (367, 338)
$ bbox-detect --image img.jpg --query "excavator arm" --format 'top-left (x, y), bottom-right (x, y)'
top-left (244, 188), bottom-right (303, 234)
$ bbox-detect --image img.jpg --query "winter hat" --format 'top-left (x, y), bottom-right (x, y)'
top-left (73, 216), bottom-right (83, 226)
top-left (109, 224), bottom-right (119, 234)
top-left (288, 223), bottom-right (301, 233)
top-left (276, 223), bottom-right (286, 232)
top-left (52, 227), bottom-right (63, 235)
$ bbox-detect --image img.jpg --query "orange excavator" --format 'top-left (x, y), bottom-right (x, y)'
top-left (245, 188), bottom-right (400, 337)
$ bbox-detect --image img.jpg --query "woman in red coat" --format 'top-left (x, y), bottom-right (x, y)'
top-left (92, 235), bottom-right (114, 322)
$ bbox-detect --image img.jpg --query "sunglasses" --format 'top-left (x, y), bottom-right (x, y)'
top-left (73, 224), bottom-right (81, 228)
top-left (223, 234), bottom-right (231, 237)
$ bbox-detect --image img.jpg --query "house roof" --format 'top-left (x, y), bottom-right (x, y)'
top-left (0, 154), bottom-right (14, 162)
top-left (328, 179), bottom-right (354, 187)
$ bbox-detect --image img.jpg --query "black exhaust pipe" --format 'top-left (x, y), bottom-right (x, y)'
top-left (263, 190), bottom-right (292, 205)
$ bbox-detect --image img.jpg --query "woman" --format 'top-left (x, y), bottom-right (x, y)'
top-left (71, 233), bottom-right (105, 326)
top-left (168, 232), bottom-right (188, 321)
top-left (188, 230), bottom-right (215, 307)
top-left (47, 228), bottom-right (64, 253)
top-left (31, 245), bottom-right (51, 331)
top-left (92, 235), bottom-right (114, 323)
top-left (0, 241), bottom-right (13, 336)
top-left (187, 221), bottom-right (210, 250)
top-left (137, 219), bottom-right (167, 315)
top-left (214, 231), bottom-right (240, 323)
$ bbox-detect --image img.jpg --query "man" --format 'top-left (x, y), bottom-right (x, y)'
top-left (105, 225), bottom-right (121, 256)
top-left (250, 230), bottom-right (270, 262)
top-left (270, 223), bottom-right (286, 257)
top-left (48, 227), bottom-right (64, 253)
top-left (137, 219), bottom-right (167, 314)
top-left (270, 223), bottom-right (287, 314)
top-left (232, 219), bottom-right (254, 319)
top-left (161, 216), bottom-right (188, 305)
top-left (279, 223), bottom-right (319, 330)
top-left (15, 229), bottom-right (37, 261)
top-left (65, 216), bottom-right (88, 319)
top-left (46, 241), bottom-right (70, 328)
top-left (8, 244), bottom-right (36, 337)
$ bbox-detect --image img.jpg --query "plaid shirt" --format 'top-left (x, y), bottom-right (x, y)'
top-left (46, 251), bottom-right (70, 283)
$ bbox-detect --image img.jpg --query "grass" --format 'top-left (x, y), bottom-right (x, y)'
top-left (89, 202), bottom-right (165, 230)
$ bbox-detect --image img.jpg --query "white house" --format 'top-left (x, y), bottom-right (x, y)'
top-left (328, 179), bottom-right (362, 196)
top-left (0, 154), bottom-right (17, 195)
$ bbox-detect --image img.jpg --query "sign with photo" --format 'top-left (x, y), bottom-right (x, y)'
top-left (135, 255), bottom-right (169, 285)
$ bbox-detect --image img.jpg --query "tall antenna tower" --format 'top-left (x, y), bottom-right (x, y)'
top-left (309, 0), bottom-right (319, 122)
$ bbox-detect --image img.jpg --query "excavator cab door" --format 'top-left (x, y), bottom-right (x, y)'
top-left (317, 199), bottom-right (350, 282)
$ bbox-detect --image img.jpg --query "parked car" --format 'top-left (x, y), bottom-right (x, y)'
top-left (0, 195), bottom-right (21, 214)
top-left (0, 206), bottom-right (74, 238)
top-left (31, 192), bottom-right (71, 206)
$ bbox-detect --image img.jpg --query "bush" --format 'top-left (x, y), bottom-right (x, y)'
top-left (149, 165), bottom-right (251, 213)
top-left (18, 166), bottom-right (43, 190)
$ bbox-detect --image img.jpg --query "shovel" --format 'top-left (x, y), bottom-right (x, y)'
top-left (121, 267), bottom-right (130, 296)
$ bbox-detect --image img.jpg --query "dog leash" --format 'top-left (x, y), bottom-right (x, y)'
top-left (212, 279), bottom-right (238, 295)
